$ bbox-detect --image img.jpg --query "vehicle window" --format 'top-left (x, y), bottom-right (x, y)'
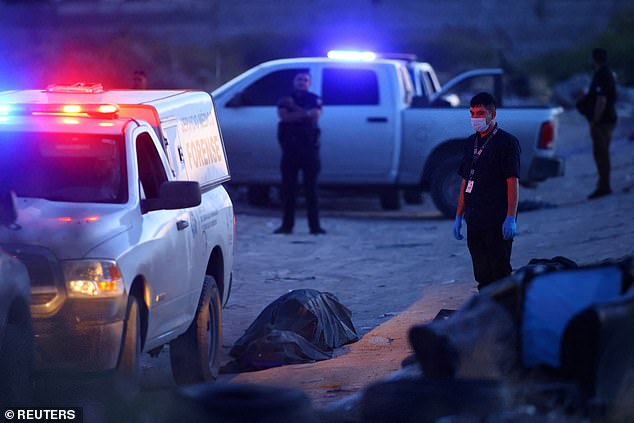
top-left (136, 133), bottom-right (166, 202)
top-left (419, 71), bottom-right (433, 97)
top-left (398, 65), bottom-right (414, 104)
top-left (322, 68), bottom-right (379, 105)
top-left (0, 132), bottom-right (127, 203)
top-left (442, 75), bottom-right (498, 107)
top-left (239, 68), bottom-right (309, 106)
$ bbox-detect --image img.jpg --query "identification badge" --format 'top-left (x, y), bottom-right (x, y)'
top-left (466, 180), bottom-right (474, 193)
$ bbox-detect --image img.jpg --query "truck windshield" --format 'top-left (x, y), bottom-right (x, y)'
top-left (0, 132), bottom-right (127, 204)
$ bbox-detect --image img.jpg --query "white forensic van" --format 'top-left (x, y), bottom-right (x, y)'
top-left (0, 83), bottom-right (234, 384)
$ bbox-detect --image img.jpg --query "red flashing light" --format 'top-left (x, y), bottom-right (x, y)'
top-left (97, 105), bottom-right (117, 114)
top-left (57, 215), bottom-right (101, 223)
top-left (26, 103), bottom-right (119, 119)
top-left (62, 105), bottom-right (82, 114)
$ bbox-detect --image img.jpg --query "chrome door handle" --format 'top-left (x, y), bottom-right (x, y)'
top-left (177, 220), bottom-right (190, 231)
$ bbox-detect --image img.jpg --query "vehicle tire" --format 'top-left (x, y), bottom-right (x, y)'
top-left (403, 189), bottom-right (424, 205)
top-left (379, 188), bottom-right (401, 210)
top-left (170, 275), bottom-right (222, 385)
top-left (247, 185), bottom-right (270, 206)
top-left (116, 296), bottom-right (141, 383)
top-left (0, 320), bottom-right (33, 406)
top-left (430, 157), bottom-right (462, 219)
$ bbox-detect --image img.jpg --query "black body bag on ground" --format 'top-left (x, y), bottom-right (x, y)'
top-left (224, 289), bottom-right (358, 372)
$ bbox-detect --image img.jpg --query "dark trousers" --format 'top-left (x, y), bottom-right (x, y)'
top-left (280, 152), bottom-right (321, 231)
top-left (467, 227), bottom-right (513, 289)
top-left (590, 122), bottom-right (615, 191)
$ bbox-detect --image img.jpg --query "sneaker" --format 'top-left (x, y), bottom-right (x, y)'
top-left (273, 226), bottom-right (292, 234)
top-left (588, 188), bottom-right (612, 199)
top-left (309, 227), bottom-right (326, 235)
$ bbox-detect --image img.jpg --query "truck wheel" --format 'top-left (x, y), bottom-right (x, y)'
top-left (117, 296), bottom-right (141, 383)
top-left (430, 157), bottom-right (462, 219)
top-left (247, 186), bottom-right (270, 206)
top-left (403, 189), bottom-right (424, 205)
top-left (170, 275), bottom-right (221, 385)
top-left (380, 188), bottom-right (401, 210)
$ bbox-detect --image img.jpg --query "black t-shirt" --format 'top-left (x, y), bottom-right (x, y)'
top-left (589, 65), bottom-right (617, 124)
top-left (277, 90), bottom-right (322, 152)
top-left (458, 126), bottom-right (521, 230)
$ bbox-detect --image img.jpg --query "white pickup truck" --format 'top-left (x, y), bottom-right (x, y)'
top-left (0, 84), bottom-right (234, 385)
top-left (212, 53), bottom-right (564, 217)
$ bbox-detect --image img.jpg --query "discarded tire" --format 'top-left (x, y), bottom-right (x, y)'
top-left (409, 296), bottom-right (518, 379)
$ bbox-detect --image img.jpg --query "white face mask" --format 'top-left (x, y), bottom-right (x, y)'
top-left (470, 117), bottom-right (490, 133)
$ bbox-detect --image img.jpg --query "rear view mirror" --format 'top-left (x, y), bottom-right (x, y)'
top-left (0, 190), bottom-right (18, 226)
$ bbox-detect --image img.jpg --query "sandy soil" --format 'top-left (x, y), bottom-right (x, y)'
top-left (140, 110), bottom-right (634, 406)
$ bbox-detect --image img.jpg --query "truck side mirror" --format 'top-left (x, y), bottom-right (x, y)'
top-left (142, 181), bottom-right (202, 212)
top-left (226, 92), bottom-right (245, 108)
top-left (0, 190), bottom-right (18, 226)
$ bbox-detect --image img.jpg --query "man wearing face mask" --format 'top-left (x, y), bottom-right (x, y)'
top-left (453, 92), bottom-right (521, 290)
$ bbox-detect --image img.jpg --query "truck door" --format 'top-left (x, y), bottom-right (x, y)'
top-left (134, 131), bottom-right (194, 339)
top-left (318, 65), bottom-right (397, 184)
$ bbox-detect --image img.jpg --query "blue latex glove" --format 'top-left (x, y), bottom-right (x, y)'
top-left (453, 216), bottom-right (464, 240)
top-left (502, 216), bottom-right (516, 240)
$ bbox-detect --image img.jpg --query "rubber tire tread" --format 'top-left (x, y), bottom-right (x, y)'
top-left (117, 296), bottom-right (141, 383)
top-left (170, 275), bottom-right (222, 385)
top-left (430, 157), bottom-right (462, 219)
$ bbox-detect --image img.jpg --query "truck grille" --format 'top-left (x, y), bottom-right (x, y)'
top-left (1, 244), bottom-right (62, 307)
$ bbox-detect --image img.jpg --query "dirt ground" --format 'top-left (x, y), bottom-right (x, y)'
top-left (140, 110), bottom-right (634, 407)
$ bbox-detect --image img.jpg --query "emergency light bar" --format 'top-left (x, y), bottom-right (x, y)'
top-left (327, 50), bottom-right (377, 61)
top-left (2, 103), bottom-right (120, 119)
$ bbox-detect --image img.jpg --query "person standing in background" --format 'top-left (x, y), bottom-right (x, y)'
top-left (132, 70), bottom-right (148, 89)
top-left (578, 48), bottom-right (618, 199)
top-left (273, 72), bottom-right (326, 235)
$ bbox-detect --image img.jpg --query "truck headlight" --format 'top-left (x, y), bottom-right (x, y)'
top-left (62, 260), bottom-right (124, 298)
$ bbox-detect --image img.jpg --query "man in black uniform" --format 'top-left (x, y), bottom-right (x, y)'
top-left (273, 72), bottom-right (326, 235)
top-left (582, 48), bottom-right (618, 199)
top-left (453, 92), bottom-right (521, 290)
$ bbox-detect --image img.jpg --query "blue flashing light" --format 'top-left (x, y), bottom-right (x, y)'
top-left (327, 50), bottom-right (377, 61)
top-left (0, 104), bottom-right (10, 123)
